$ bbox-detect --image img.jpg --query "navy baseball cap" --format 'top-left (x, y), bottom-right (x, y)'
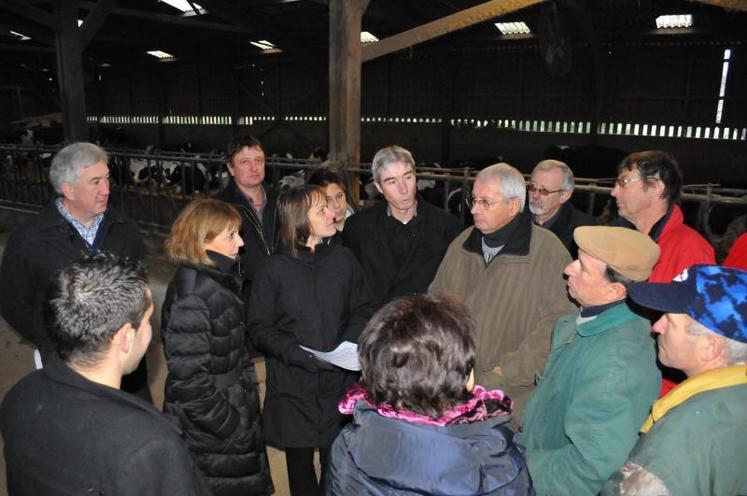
top-left (629, 265), bottom-right (747, 343)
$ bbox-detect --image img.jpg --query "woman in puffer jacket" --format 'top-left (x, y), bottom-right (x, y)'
top-left (326, 293), bottom-right (534, 496)
top-left (162, 198), bottom-right (273, 496)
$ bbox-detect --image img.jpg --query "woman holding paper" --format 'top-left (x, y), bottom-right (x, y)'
top-left (247, 185), bottom-right (374, 496)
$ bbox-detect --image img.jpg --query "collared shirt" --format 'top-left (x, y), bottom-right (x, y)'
top-left (55, 197), bottom-right (104, 247)
top-left (240, 184), bottom-right (267, 218)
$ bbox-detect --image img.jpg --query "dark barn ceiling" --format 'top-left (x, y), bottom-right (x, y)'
top-left (1, 0), bottom-right (746, 72)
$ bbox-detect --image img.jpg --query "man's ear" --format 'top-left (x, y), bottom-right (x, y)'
top-left (374, 181), bottom-right (383, 195)
top-left (60, 181), bottom-right (75, 201)
top-left (651, 177), bottom-right (666, 199)
top-left (607, 282), bottom-right (627, 303)
top-left (226, 161), bottom-right (236, 177)
top-left (115, 323), bottom-right (135, 354)
top-left (559, 190), bottom-right (572, 204)
top-left (699, 333), bottom-right (724, 364)
top-left (509, 197), bottom-right (522, 216)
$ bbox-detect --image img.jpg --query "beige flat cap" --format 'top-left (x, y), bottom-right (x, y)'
top-left (573, 226), bottom-right (660, 281)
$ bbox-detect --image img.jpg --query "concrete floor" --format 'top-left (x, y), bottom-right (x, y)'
top-left (0, 233), bottom-right (302, 496)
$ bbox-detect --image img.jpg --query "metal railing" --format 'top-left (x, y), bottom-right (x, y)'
top-left (1, 145), bottom-right (745, 242)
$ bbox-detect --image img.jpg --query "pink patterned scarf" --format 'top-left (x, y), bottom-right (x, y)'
top-left (338, 382), bottom-right (512, 427)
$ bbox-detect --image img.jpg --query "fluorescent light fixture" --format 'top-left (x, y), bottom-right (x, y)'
top-left (494, 22), bottom-right (531, 35)
top-left (360, 31), bottom-right (379, 43)
top-left (160, 0), bottom-right (202, 12)
top-left (655, 14), bottom-right (692, 29)
top-left (10, 30), bottom-right (31, 41)
top-left (250, 40), bottom-right (276, 50)
top-left (147, 50), bottom-right (174, 59)
top-left (78, 19), bottom-right (83, 27)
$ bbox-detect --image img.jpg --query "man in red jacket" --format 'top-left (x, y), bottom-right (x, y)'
top-left (610, 150), bottom-right (715, 394)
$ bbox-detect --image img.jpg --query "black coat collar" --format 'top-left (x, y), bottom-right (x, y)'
top-left (44, 354), bottom-right (179, 432)
top-left (463, 208), bottom-right (533, 257)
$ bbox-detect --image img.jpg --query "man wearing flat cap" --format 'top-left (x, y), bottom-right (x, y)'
top-left (519, 226), bottom-right (663, 496)
top-left (603, 265), bottom-right (747, 496)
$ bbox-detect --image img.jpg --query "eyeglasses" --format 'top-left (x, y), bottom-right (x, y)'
top-left (613, 176), bottom-right (644, 188)
top-left (465, 195), bottom-right (501, 209)
top-left (527, 183), bottom-right (565, 196)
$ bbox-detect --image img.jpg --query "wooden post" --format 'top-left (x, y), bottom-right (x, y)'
top-left (328, 0), bottom-right (369, 176)
top-left (55, 0), bottom-right (88, 142)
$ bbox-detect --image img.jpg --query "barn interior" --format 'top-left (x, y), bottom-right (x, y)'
top-left (0, 2), bottom-right (746, 494)
top-left (0, 0), bottom-right (745, 174)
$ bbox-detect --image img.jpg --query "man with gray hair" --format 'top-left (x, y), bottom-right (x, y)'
top-left (602, 265), bottom-right (747, 495)
top-left (529, 159), bottom-right (596, 258)
top-left (0, 142), bottom-right (149, 399)
top-left (0, 255), bottom-right (212, 495)
top-left (431, 163), bottom-right (575, 423)
top-left (343, 145), bottom-right (462, 308)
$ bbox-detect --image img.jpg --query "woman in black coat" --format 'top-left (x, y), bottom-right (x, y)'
top-left (247, 185), bottom-right (374, 496)
top-left (162, 198), bottom-right (273, 496)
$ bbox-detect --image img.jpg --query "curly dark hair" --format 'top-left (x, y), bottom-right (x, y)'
top-left (358, 293), bottom-right (476, 419)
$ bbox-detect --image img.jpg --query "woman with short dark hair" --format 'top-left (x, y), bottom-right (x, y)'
top-left (248, 185), bottom-right (374, 496)
top-left (326, 293), bottom-right (533, 495)
top-left (162, 198), bottom-right (273, 496)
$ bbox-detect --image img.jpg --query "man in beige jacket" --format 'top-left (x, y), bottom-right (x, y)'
top-left (431, 163), bottom-right (576, 424)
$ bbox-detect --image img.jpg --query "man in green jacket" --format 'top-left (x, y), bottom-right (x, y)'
top-left (519, 226), bottom-right (662, 495)
top-left (603, 265), bottom-right (747, 496)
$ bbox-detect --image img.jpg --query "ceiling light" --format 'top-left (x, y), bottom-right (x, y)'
top-left (250, 40), bottom-right (276, 50)
top-left (147, 50), bottom-right (174, 59)
top-left (360, 31), bottom-right (379, 43)
top-left (10, 30), bottom-right (31, 41)
top-left (78, 19), bottom-right (83, 27)
top-left (656, 14), bottom-right (692, 29)
top-left (494, 22), bottom-right (531, 35)
top-left (160, 0), bottom-right (202, 13)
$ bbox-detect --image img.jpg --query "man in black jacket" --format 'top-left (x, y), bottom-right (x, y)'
top-left (215, 135), bottom-right (278, 297)
top-left (0, 142), bottom-right (150, 399)
top-left (0, 255), bottom-right (212, 496)
top-left (528, 159), bottom-right (596, 259)
top-left (343, 145), bottom-right (463, 308)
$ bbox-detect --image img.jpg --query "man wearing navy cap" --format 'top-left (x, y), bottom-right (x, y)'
top-left (603, 265), bottom-right (747, 496)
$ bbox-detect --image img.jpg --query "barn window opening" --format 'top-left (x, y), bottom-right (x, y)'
top-left (715, 48), bottom-right (731, 124)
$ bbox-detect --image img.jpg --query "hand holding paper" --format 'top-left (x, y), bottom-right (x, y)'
top-left (299, 341), bottom-right (361, 371)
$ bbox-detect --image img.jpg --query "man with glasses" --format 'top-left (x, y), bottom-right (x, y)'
top-left (431, 163), bottom-right (575, 424)
top-left (611, 150), bottom-right (714, 284)
top-left (529, 159), bottom-right (596, 258)
top-left (344, 145), bottom-right (462, 308)
top-left (611, 150), bottom-right (714, 394)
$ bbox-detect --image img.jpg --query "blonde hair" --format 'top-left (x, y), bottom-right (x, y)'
top-left (166, 197), bottom-right (242, 265)
top-left (278, 185), bottom-right (326, 258)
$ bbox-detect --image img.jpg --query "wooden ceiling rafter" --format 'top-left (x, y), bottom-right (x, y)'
top-left (362, 0), bottom-right (548, 62)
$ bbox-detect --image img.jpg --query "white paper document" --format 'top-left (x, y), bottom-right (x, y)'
top-left (299, 341), bottom-right (361, 371)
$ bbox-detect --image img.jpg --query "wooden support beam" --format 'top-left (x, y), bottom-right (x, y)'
top-left (690, 0), bottom-right (747, 11)
top-left (1, 0), bottom-right (56, 28)
top-left (55, 1), bottom-right (88, 141)
top-left (79, 0), bottom-right (119, 49)
top-left (328, 0), bottom-right (369, 173)
top-left (362, 0), bottom-right (547, 62)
